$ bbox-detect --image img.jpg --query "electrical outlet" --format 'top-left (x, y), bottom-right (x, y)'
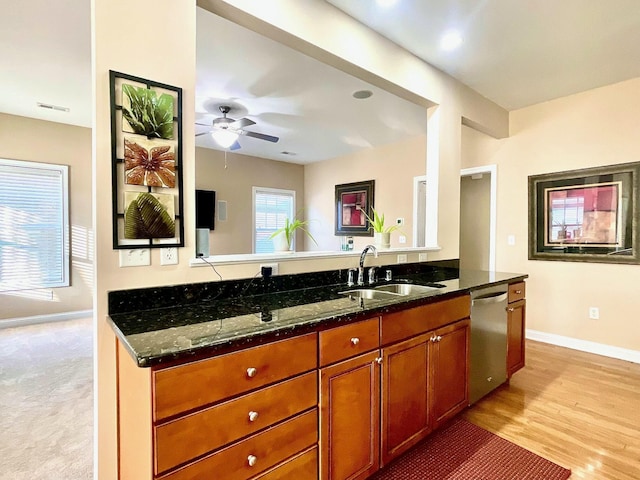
top-left (161, 247), bottom-right (178, 265)
top-left (397, 254), bottom-right (408, 264)
top-left (398, 235), bottom-right (407, 244)
top-left (119, 248), bottom-right (150, 267)
top-left (419, 253), bottom-right (428, 262)
top-left (260, 263), bottom-right (279, 275)
top-left (589, 307), bottom-right (599, 320)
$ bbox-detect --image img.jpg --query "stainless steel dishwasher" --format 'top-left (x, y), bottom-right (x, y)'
top-left (469, 284), bottom-right (509, 404)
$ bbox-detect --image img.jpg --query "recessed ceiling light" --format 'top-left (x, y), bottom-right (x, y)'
top-left (440, 30), bottom-right (463, 51)
top-left (376, 0), bottom-right (398, 7)
top-left (353, 90), bottom-right (373, 100)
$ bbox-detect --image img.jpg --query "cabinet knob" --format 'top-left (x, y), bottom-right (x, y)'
top-left (507, 307), bottom-right (515, 312)
top-left (430, 335), bottom-right (437, 342)
top-left (350, 337), bottom-right (360, 346)
top-left (248, 411), bottom-right (259, 422)
top-left (247, 455), bottom-right (257, 467)
top-left (375, 357), bottom-right (383, 365)
top-left (436, 335), bottom-right (442, 342)
top-left (515, 290), bottom-right (522, 294)
top-left (246, 367), bottom-right (257, 378)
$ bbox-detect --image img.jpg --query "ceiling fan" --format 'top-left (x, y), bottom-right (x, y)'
top-left (195, 105), bottom-right (279, 150)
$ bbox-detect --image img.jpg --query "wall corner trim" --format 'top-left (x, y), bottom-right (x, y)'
top-left (0, 309), bottom-right (93, 330)
top-left (526, 329), bottom-right (640, 364)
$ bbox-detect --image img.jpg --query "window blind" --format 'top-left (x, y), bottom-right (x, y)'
top-left (254, 188), bottom-right (295, 254)
top-left (0, 159), bottom-right (69, 292)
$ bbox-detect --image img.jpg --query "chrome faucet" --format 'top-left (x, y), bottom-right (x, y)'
top-left (357, 245), bottom-right (378, 285)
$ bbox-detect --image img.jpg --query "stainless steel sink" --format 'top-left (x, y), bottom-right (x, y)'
top-left (338, 289), bottom-right (402, 300)
top-left (373, 283), bottom-right (441, 295)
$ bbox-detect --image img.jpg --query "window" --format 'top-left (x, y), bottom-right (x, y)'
top-left (253, 187), bottom-right (295, 254)
top-left (0, 159), bottom-right (69, 292)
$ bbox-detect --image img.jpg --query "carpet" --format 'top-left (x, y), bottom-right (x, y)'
top-left (371, 418), bottom-right (571, 480)
top-left (0, 318), bottom-right (93, 479)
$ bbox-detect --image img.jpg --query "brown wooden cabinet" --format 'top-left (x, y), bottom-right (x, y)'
top-left (117, 292), bottom-right (482, 480)
top-left (429, 319), bottom-right (470, 429)
top-left (507, 282), bottom-right (526, 377)
top-left (379, 297), bottom-right (471, 466)
top-left (319, 350), bottom-right (381, 480)
top-left (117, 333), bottom-right (319, 480)
top-left (380, 333), bottom-right (430, 465)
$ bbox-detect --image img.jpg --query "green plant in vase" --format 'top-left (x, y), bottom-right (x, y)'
top-left (269, 215), bottom-right (318, 252)
top-left (362, 207), bottom-right (402, 248)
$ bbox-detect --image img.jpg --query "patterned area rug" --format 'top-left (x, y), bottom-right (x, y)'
top-left (372, 418), bottom-right (571, 480)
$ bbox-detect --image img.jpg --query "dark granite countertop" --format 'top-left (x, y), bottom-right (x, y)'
top-left (108, 264), bottom-right (527, 368)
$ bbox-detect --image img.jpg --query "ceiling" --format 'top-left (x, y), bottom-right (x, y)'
top-left (327, 0), bottom-right (640, 110)
top-left (3, 0), bottom-right (640, 160)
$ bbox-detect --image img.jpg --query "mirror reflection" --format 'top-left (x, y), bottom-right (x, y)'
top-left (195, 8), bottom-right (428, 256)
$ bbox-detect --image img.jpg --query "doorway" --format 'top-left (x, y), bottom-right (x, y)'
top-left (459, 166), bottom-right (496, 271)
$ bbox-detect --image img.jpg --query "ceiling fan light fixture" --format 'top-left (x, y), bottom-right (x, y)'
top-left (441, 30), bottom-right (463, 51)
top-left (211, 128), bottom-right (239, 148)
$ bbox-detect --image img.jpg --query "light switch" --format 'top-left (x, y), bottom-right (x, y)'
top-left (119, 248), bottom-right (151, 267)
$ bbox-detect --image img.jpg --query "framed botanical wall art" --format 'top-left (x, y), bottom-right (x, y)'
top-left (528, 162), bottom-right (640, 264)
top-left (335, 180), bottom-right (375, 236)
top-left (109, 70), bottom-right (184, 249)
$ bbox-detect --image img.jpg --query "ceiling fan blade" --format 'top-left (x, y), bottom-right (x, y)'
top-left (239, 130), bottom-right (280, 143)
top-left (195, 131), bottom-right (212, 137)
top-left (195, 122), bottom-right (211, 127)
top-left (231, 117), bottom-right (256, 129)
top-left (229, 140), bottom-right (242, 151)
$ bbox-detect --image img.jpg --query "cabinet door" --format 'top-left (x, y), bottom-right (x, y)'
top-left (429, 319), bottom-right (470, 429)
top-left (507, 299), bottom-right (526, 377)
top-left (320, 351), bottom-right (380, 480)
top-left (380, 334), bottom-right (430, 466)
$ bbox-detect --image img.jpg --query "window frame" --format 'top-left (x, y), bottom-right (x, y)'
top-left (252, 186), bottom-right (296, 254)
top-left (0, 158), bottom-right (70, 291)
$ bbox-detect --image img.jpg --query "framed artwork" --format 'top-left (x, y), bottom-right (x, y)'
top-left (335, 180), bottom-right (375, 236)
top-left (109, 71), bottom-right (184, 249)
top-left (528, 162), bottom-right (640, 264)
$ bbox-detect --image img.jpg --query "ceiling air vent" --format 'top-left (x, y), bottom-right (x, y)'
top-left (37, 102), bottom-right (70, 112)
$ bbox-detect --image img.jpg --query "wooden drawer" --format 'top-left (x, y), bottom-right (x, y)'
top-left (157, 409), bottom-right (318, 480)
top-left (155, 371), bottom-right (317, 474)
top-left (319, 317), bottom-right (380, 367)
top-left (252, 447), bottom-right (318, 480)
top-left (381, 295), bottom-right (470, 345)
top-left (153, 333), bottom-right (317, 421)
top-left (508, 282), bottom-right (526, 303)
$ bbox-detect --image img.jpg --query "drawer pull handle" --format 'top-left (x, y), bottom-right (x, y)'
top-left (351, 337), bottom-right (360, 346)
top-left (507, 307), bottom-right (515, 312)
top-left (246, 367), bottom-right (257, 378)
top-left (247, 455), bottom-right (257, 467)
top-left (515, 289), bottom-right (522, 294)
top-left (248, 411), bottom-right (259, 422)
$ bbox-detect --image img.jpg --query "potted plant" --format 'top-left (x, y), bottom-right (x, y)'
top-left (362, 207), bottom-right (402, 249)
top-left (269, 215), bottom-right (318, 252)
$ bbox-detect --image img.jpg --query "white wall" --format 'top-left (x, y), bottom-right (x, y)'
top-left (0, 113), bottom-right (93, 321)
top-left (461, 77), bottom-right (640, 353)
top-left (304, 135), bottom-right (426, 251)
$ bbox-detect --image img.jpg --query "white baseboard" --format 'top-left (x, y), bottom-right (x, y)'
top-left (0, 310), bottom-right (93, 330)
top-left (527, 329), bottom-right (640, 364)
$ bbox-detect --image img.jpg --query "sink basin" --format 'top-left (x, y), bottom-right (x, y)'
top-left (338, 289), bottom-right (402, 300)
top-left (373, 283), bottom-right (441, 295)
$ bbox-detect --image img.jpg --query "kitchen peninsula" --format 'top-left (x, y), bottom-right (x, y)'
top-left (109, 260), bottom-right (527, 480)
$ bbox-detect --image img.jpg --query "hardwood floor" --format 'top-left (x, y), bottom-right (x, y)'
top-left (463, 340), bottom-right (640, 480)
